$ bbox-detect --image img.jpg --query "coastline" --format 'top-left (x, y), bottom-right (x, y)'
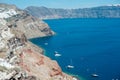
top-left (44, 50), bottom-right (87, 80)
top-left (29, 18), bottom-right (120, 80)
top-left (29, 32), bottom-right (87, 80)
top-left (28, 20), bottom-right (86, 80)
top-left (64, 71), bottom-right (87, 80)
top-left (30, 41), bottom-right (87, 80)
top-left (43, 17), bottom-right (120, 21)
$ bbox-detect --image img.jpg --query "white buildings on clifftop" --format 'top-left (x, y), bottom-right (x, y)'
top-left (0, 8), bottom-right (17, 19)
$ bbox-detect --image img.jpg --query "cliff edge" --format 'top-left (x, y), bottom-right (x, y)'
top-left (25, 5), bottom-right (120, 19)
top-left (0, 3), bottom-right (74, 80)
top-left (0, 3), bottom-right (54, 39)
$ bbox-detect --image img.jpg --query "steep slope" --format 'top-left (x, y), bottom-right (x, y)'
top-left (0, 3), bottom-right (54, 39)
top-left (0, 3), bottom-right (75, 80)
top-left (25, 5), bottom-right (120, 19)
top-left (0, 20), bottom-right (73, 80)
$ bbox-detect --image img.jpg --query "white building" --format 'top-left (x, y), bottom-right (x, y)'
top-left (1, 28), bottom-right (14, 40)
top-left (0, 8), bottom-right (17, 19)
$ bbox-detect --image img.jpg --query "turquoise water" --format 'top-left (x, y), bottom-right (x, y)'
top-left (30, 18), bottom-right (120, 80)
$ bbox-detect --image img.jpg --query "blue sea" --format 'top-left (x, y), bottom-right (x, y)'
top-left (30, 18), bottom-right (120, 80)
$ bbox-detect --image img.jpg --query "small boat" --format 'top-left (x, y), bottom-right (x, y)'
top-left (55, 53), bottom-right (61, 57)
top-left (66, 59), bottom-right (74, 69)
top-left (91, 74), bottom-right (99, 77)
top-left (54, 51), bottom-right (61, 57)
top-left (67, 65), bottom-right (74, 69)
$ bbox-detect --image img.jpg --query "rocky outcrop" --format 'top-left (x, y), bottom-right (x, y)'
top-left (0, 3), bottom-right (54, 39)
top-left (0, 23), bottom-right (73, 79)
top-left (25, 5), bottom-right (120, 19)
top-left (0, 3), bottom-right (75, 80)
top-left (18, 43), bottom-right (72, 80)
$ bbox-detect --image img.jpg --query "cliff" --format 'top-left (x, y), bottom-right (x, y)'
top-left (0, 3), bottom-right (54, 39)
top-left (25, 5), bottom-right (120, 19)
top-left (0, 3), bottom-right (74, 80)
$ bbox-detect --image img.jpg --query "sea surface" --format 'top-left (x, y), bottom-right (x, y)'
top-left (30, 18), bottom-right (120, 80)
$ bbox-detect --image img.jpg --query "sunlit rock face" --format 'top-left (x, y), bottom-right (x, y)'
top-left (0, 3), bottom-right (73, 80)
top-left (0, 3), bottom-right (54, 39)
top-left (25, 5), bottom-right (120, 19)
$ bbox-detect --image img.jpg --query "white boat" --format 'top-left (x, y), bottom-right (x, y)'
top-left (66, 59), bottom-right (74, 69)
top-left (55, 53), bottom-right (61, 57)
top-left (91, 74), bottom-right (99, 77)
top-left (54, 51), bottom-right (61, 57)
top-left (67, 65), bottom-right (74, 69)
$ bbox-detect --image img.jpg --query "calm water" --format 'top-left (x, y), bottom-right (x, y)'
top-left (30, 18), bottom-right (120, 80)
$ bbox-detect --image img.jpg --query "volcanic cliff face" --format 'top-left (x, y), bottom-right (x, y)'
top-left (0, 3), bottom-right (73, 80)
top-left (25, 5), bottom-right (120, 19)
top-left (0, 3), bottom-right (54, 39)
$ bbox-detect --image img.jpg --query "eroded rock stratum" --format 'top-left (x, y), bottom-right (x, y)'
top-left (0, 3), bottom-right (73, 80)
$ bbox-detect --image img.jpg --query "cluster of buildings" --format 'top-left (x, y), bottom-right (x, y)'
top-left (0, 8), bottom-right (17, 19)
top-left (0, 19), bottom-right (28, 80)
